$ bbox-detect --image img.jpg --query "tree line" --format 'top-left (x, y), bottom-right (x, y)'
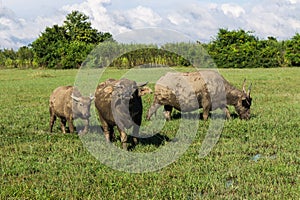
top-left (0, 11), bottom-right (300, 69)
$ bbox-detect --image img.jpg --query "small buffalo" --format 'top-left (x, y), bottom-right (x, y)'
top-left (49, 86), bottom-right (94, 134)
top-left (94, 78), bottom-right (152, 150)
top-left (147, 71), bottom-right (252, 121)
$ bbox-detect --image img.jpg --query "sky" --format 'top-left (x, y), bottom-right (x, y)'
top-left (0, 0), bottom-right (300, 49)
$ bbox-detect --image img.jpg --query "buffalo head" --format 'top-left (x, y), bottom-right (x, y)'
top-left (110, 78), bottom-right (149, 130)
top-left (71, 93), bottom-right (94, 119)
top-left (235, 79), bottom-right (252, 120)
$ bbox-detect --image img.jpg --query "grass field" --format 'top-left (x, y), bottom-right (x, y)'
top-left (0, 67), bottom-right (299, 199)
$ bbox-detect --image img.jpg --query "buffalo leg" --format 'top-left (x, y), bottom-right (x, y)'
top-left (60, 117), bottom-right (67, 133)
top-left (146, 102), bottom-right (162, 120)
top-left (132, 123), bottom-right (141, 145)
top-left (132, 114), bottom-right (142, 145)
top-left (202, 100), bottom-right (210, 120)
top-left (163, 105), bottom-right (173, 121)
top-left (117, 127), bottom-right (128, 150)
top-left (80, 119), bottom-right (89, 135)
top-left (108, 125), bottom-right (116, 142)
top-left (98, 113), bottom-right (114, 142)
top-left (49, 110), bottom-right (56, 133)
top-left (102, 122), bottom-right (111, 142)
top-left (67, 117), bottom-right (75, 133)
top-left (104, 124), bottom-right (116, 142)
top-left (223, 106), bottom-right (231, 119)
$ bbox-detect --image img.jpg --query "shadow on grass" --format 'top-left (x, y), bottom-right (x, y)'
top-left (171, 111), bottom-right (257, 120)
top-left (127, 133), bottom-right (170, 151)
top-left (84, 125), bottom-right (170, 150)
top-left (171, 112), bottom-right (223, 120)
top-left (137, 133), bottom-right (170, 147)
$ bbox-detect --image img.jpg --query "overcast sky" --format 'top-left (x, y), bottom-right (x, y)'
top-left (1, 0), bottom-right (300, 49)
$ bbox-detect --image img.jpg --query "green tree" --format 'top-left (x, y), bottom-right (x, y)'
top-left (207, 29), bottom-right (259, 68)
top-left (31, 25), bottom-right (68, 68)
top-left (1, 49), bottom-right (17, 68)
top-left (206, 28), bottom-right (289, 68)
top-left (60, 41), bottom-right (95, 69)
top-left (31, 11), bottom-right (112, 69)
top-left (16, 46), bottom-right (35, 68)
top-left (63, 11), bottom-right (111, 43)
top-left (285, 33), bottom-right (300, 66)
top-left (256, 37), bottom-right (289, 68)
top-left (211, 28), bottom-right (257, 47)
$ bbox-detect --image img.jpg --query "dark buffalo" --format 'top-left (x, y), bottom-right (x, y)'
top-left (95, 78), bottom-right (152, 150)
top-left (147, 71), bottom-right (252, 121)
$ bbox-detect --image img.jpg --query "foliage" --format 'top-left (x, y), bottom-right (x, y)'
top-left (0, 13), bottom-right (300, 69)
top-left (0, 49), bottom-right (17, 68)
top-left (207, 29), bottom-right (290, 68)
top-left (15, 46), bottom-right (35, 68)
top-left (30, 11), bottom-right (112, 69)
top-left (30, 25), bottom-right (68, 68)
top-left (285, 33), bottom-right (300, 66)
top-left (110, 45), bottom-right (193, 68)
top-left (0, 47), bottom-right (35, 69)
top-left (83, 42), bottom-right (216, 69)
top-left (0, 68), bottom-right (299, 199)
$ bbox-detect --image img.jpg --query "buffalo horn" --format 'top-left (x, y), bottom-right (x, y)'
top-left (247, 83), bottom-right (252, 96)
top-left (242, 79), bottom-right (247, 94)
top-left (71, 95), bottom-right (80, 102)
top-left (137, 81), bottom-right (148, 87)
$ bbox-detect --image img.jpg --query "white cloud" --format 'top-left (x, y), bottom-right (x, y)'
top-left (221, 3), bottom-right (245, 18)
top-left (288, 0), bottom-right (300, 4)
top-left (63, 1), bottom-right (163, 33)
top-left (126, 6), bottom-right (162, 27)
top-left (287, 18), bottom-right (300, 29)
top-left (62, 0), bottom-right (128, 34)
top-left (0, 2), bottom-right (65, 49)
top-left (0, 7), bottom-right (30, 49)
top-left (243, 0), bottom-right (300, 39)
top-left (167, 13), bottom-right (190, 25)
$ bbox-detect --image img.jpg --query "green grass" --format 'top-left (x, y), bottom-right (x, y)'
top-left (0, 67), bottom-right (299, 199)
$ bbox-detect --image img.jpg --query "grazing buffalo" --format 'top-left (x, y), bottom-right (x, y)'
top-left (49, 86), bottom-right (94, 134)
top-left (147, 71), bottom-right (252, 121)
top-left (94, 78), bottom-right (152, 150)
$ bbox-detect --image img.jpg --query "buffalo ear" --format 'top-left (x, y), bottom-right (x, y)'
top-left (71, 95), bottom-right (80, 102)
top-left (138, 86), bottom-right (153, 96)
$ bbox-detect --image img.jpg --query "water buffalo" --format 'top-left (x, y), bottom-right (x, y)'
top-left (49, 86), bottom-right (94, 134)
top-left (94, 78), bottom-right (152, 150)
top-left (147, 71), bottom-right (252, 121)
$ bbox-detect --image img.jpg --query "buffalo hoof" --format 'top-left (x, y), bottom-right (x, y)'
top-left (133, 137), bottom-right (139, 145)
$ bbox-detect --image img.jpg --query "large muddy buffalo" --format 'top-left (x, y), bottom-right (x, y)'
top-left (94, 78), bottom-right (152, 150)
top-left (49, 86), bottom-right (94, 134)
top-left (147, 71), bottom-right (252, 121)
